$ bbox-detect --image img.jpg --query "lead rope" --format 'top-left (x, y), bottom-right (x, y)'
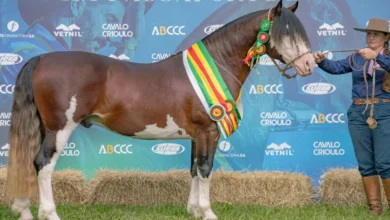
top-left (325, 50), bottom-right (378, 129)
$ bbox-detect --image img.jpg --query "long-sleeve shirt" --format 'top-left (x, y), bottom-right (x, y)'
top-left (317, 53), bottom-right (390, 99)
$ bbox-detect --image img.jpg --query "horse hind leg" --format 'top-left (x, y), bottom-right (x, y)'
top-left (34, 96), bottom-right (79, 220)
top-left (11, 198), bottom-right (33, 220)
top-left (187, 141), bottom-right (202, 218)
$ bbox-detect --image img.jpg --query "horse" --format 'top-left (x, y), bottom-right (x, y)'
top-left (6, 1), bottom-right (315, 219)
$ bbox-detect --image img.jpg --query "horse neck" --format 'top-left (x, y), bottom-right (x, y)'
top-left (202, 10), bottom-right (267, 101)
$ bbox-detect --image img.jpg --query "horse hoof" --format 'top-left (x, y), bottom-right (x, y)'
top-left (187, 205), bottom-right (202, 218)
top-left (38, 206), bottom-right (60, 220)
top-left (18, 210), bottom-right (33, 220)
top-left (11, 199), bottom-right (30, 215)
top-left (203, 209), bottom-right (217, 220)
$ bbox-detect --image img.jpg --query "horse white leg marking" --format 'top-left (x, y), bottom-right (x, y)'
top-left (187, 167), bottom-right (201, 217)
top-left (38, 95), bottom-right (78, 220)
top-left (12, 198), bottom-right (33, 220)
top-left (197, 169), bottom-right (217, 220)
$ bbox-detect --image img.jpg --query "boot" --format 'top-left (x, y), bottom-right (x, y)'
top-left (362, 175), bottom-right (383, 215)
top-left (381, 178), bottom-right (390, 208)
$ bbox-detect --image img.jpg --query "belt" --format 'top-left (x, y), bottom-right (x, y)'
top-left (353, 98), bottom-right (390, 105)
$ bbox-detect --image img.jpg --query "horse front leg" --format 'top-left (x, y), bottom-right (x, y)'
top-left (195, 126), bottom-right (219, 220)
top-left (187, 140), bottom-right (202, 218)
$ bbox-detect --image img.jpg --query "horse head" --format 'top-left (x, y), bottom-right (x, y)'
top-left (265, 0), bottom-right (315, 77)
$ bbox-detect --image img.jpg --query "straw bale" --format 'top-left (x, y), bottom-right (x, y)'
top-left (318, 168), bottom-right (388, 206)
top-left (211, 170), bottom-right (314, 207)
top-left (0, 168), bottom-right (86, 205)
top-left (87, 169), bottom-right (314, 207)
top-left (86, 169), bottom-right (190, 205)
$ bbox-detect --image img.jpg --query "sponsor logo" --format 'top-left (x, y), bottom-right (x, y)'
top-left (0, 53), bottom-right (23, 65)
top-left (258, 55), bottom-right (282, 65)
top-left (54, 24), bottom-right (82, 37)
top-left (152, 26), bottom-right (186, 36)
top-left (109, 54), bottom-right (130, 61)
top-left (0, 143), bottom-right (9, 157)
top-left (152, 143), bottom-right (185, 155)
top-left (204, 24), bottom-right (223, 34)
top-left (0, 84), bottom-right (15, 94)
top-left (249, 84), bottom-right (283, 94)
top-left (260, 112), bottom-right (291, 126)
top-left (102, 23), bottom-right (133, 38)
top-left (7, 21), bottom-right (19, 32)
top-left (302, 82), bottom-right (336, 95)
top-left (99, 144), bottom-right (133, 154)
top-left (313, 141), bottom-right (345, 156)
top-left (322, 51), bottom-right (333, 60)
top-left (61, 142), bottom-right (80, 157)
top-left (0, 21), bottom-right (34, 38)
top-left (216, 141), bottom-right (246, 158)
top-left (265, 142), bottom-right (294, 156)
top-left (318, 22), bottom-right (346, 36)
top-left (310, 113), bottom-right (345, 124)
top-left (151, 53), bottom-right (171, 63)
top-left (0, 112), bottom-right (11, 127)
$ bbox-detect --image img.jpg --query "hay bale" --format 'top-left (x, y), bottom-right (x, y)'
top-left (0, 168), bottom-right (86, 205)
top-left (318, 168), bottom-right (388, 206)
top-left (211, 170), bottom-right (314, 207)
top-left (87, 169), bottom-right (313, 207)
top-left (86, 169), bottom-right (190, 205)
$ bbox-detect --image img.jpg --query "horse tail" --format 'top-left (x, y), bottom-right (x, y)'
top-left (6, 55), bottom-right (42, 198)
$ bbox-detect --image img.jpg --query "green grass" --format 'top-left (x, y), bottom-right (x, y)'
top-left (1, 203), bottom-right (390, 220)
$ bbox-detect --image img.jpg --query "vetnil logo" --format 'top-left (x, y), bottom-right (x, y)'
top-left (54, 24), bottom-right (82, 37)
top-left (265, 142), bottom-right (294, 156)
top-left (0, 143), bottom-right (9, 157)
top-left (317, 22), bottom-right (346, 36)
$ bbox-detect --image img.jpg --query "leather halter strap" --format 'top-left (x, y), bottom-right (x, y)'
top-left (269, 50), bottom-right (312, 79)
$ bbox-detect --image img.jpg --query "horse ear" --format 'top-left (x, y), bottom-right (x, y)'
top-left (273, 0), bottom-right (283, 17)
top-left (288, 1), bottom-right (299, 13)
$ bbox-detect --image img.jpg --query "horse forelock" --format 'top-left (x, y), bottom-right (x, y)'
top-left (270, 8), bottom-right (310, 50)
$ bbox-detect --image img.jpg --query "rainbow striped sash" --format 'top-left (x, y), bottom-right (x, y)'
top-left (183, 41), bottom-right (242, 139)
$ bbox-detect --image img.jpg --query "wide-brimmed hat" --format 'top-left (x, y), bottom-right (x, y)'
top-left (354, 18), bottom-right (390, 34)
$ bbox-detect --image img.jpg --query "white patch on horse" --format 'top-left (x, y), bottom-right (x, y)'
top-left (37, 95), bottom-right (78, 220)
top-left (269, 35), bottom-right (309, 64)
top-left (237, 98), bottom-right (243, 119)
top-left (187, 175), bottom-right (202, 217)
top-left (134, 114), bottom-right (192, 139)
top-left (197, 169), bottom-right (217, 220)
top-left (12, 198), bottom-right (33, 220)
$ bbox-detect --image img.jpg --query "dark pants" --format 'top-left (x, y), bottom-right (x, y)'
top-left (348, 101), bottom-right (390, 179)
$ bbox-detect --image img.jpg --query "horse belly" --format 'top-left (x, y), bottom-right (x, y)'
top-left (96, 111), bottom-right (193, 140)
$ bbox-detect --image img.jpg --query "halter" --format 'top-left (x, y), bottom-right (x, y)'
top-left (243, 8), bottom-right (312, 79)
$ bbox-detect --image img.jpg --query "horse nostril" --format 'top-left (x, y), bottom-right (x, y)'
top-left (305, 60), bottom-right (311, 67)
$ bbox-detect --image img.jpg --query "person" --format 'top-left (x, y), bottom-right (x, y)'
top-left (314, 18), bottom-right (390, 215)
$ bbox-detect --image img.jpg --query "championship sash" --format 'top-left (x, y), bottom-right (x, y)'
top-left (183, 41), bottom-right (242, 139)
